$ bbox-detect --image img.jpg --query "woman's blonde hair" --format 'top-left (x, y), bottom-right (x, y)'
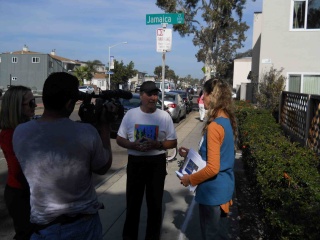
top-left (0, 86), bottom-right (32, 129)
top-left (202, 79), bottom-right (238, 141)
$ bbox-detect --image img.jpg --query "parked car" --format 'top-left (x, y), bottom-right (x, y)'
top-left (155, 81), bottom-right (176, 92)
top-left (135, 85), bottom-right (141, 93)
top-left (169, 90), bottom-right (193, 113)
top-left (162, 92), bottom-right (187, 123)
top-left (79, 86), bottom-right (95, 94)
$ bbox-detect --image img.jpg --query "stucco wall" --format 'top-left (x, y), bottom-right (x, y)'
top-left (258, 0), bottom-right (320, 78)
top-left (233, 57), bottom-right (252, 90)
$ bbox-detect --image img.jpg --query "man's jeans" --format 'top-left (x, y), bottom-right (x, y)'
top-left (31, 212), bottom-right (102, 240)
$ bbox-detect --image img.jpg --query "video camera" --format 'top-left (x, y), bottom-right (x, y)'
top-left (77, 89), bottom-right (133, 126)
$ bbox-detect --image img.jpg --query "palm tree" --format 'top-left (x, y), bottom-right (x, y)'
top-left (86, 60), bottom-right (103, 85)
top-left (73, 66), bottom-right (87, 86)
top-left (74, 60), bottom-right (103, 86)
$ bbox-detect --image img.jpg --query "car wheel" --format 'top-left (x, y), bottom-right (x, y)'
top-left (183, 109), bottom-right (187, 119)
top-left (187, 106), bottom-right (191, 113)
top-left (173, 113), bottom-right (180, 123)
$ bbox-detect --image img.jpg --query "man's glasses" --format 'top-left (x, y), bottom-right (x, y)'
top-left (23, 98), bottom-right (36, 108)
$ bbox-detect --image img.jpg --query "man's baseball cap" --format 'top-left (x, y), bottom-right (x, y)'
top-left (140, 81), bottom-right (161, 93)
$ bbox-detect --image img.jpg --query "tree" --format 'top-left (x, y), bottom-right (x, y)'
top-left (74, 66), bottom-right (88, 86)
top-left (86, 60), bottom-right (103, 84)
top-left (74, 60), bottom-right (103, 85)
top-left (111, 60), bottom-right (137, 90)
top-left (153, 65), bottom-right (178, 83)
top-left (224, 49), bottom-right (253, 85)
top-left (178, 74), bottom-right (200, 88)
top-left (154, 65), bottom-right (169, 79)
top-left (156, 0), bottom-right (249, 80)
top-left (255, 67), bottom-right (286, 116)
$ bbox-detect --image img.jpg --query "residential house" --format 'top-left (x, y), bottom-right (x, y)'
top-left (91, 72), bottom-right (107, 91)
top-left (251, 0), bottom-right (320, 95)
top-left (128, 71), bottom-right (148, 91)
top-left (0, 45), bottom-right (80, 93)
top-left (232, 57), bottom-right (252, 100)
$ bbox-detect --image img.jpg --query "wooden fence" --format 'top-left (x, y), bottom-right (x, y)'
top-left (279, 91), bottom-right (320, 155)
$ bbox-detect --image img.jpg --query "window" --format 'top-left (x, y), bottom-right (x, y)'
top-left (288, 74), bottom-right (301, 92)
top-left (12, 57), bottom-right (17, 63)
top-left (292, 0), bottom-right (320, 29)
top-left (288, 74), bottom-right (320, 94)
top-left (32, 57), bottom-right (40, 63)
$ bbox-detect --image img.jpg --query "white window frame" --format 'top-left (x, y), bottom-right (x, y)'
top-left (32, 57), bottom-right (40, 63)
top-left (287, 72), bottom-right (320, 94)
top-left (290, 0), bottom-right (320, 31)
top-left (12, 57), bottom-right (17, 63)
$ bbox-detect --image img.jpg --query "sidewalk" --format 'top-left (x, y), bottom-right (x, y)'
top-left (97, 111), bottom-right (241, 240)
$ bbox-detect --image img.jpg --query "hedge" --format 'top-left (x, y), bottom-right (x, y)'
top-left (235, 101), bottom-right (320, 239)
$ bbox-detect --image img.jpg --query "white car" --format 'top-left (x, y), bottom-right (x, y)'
top-left (79, 86), bottom-right (94, 94)
top-left (162, 92), bottom-right (187, 123)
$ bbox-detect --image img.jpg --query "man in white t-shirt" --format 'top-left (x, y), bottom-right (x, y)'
top-left (117, 81), bottom-right (177, 240)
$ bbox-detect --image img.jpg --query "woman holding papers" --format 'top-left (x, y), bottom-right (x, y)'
top-left (178, 78), bottom-right (237, 240)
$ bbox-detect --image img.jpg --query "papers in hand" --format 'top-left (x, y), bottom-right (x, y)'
top-left (175, 148), bottom-right (206, 192)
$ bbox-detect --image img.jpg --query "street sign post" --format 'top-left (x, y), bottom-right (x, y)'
top-left (156, 28), bottom-right (172, 53)
top-left (146, 13), bottom-right (184, 25)
top-left (146, 13), bottom-right (183, 109)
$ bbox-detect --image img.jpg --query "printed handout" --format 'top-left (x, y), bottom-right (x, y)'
top-left (176, 148), bottom-right (206, 191)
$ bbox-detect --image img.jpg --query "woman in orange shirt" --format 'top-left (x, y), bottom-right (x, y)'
top-left (179, 79), bottom-right (237, 239)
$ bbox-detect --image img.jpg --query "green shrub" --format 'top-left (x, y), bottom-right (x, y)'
top-left (255, 67), bottom-right (286, 113)
top-left (235, 103), bottom-right (320, 239)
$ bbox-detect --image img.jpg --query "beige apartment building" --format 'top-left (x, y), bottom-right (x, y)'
top-left (251, 0), bottom-right (320, 95)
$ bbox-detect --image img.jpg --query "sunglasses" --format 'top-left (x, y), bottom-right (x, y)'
top-left (23, 98), bottom-right (36, 108)
top-left (145, 92), bottom-right (159, 97)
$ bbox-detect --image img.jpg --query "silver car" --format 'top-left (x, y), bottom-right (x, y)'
top-left (161, 92), bottom-right (187, 123)
top-left (79, 86), bottom-right (95, 94)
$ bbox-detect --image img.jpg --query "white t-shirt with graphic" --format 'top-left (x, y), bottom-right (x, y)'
top-left (117, 107), bottom-right (177, 156)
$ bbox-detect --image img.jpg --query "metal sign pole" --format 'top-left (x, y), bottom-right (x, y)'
top-left (161, 51), bottom-right (165, 110)
top-left (161, 23), bottom-right (167, 110)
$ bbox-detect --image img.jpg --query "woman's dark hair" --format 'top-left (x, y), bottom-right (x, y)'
top-left (42, 72), bottom-right (79, 111)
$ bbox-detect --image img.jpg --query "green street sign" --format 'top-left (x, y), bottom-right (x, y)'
top-left (146, 13), bottom-right (184, 25)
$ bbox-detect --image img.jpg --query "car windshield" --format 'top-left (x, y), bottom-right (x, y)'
top-left (179, 92), bottom-right (187, 98)
top-left (79, 86), bottom-right (86, 89)
top-left (164, 94), bottom-right (175, 101)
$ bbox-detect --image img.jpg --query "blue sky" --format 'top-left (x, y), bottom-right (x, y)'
top-left (0, 0), bottom-right (262, 79)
